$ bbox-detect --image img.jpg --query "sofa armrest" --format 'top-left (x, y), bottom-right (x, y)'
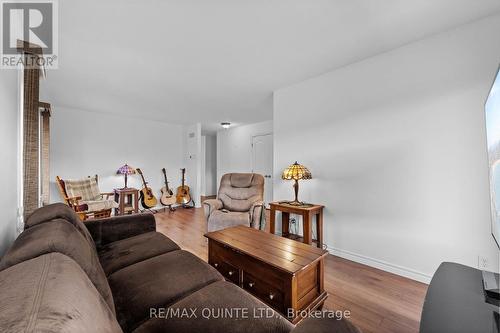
top-left (291, 316), bottom-right (361, 333)
top-left (203, 199), bottom-right (223, 219)
top-left (85, 213), bottom-right (156, 248)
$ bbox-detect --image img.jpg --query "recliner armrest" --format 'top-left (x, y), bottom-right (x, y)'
top-left (85, 213), bottom-right (156, 248)
top-left (250, 200), bottom-right (265, 229)
top-left (250, 200), bottom-right (264, 210)
top-left (203, 199), bottom-right (223, 218)
top-left (291, 315), bottom-right (361, 333)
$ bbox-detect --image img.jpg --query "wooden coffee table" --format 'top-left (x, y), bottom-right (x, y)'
top-left (205, 225), bottom-right (328, 323)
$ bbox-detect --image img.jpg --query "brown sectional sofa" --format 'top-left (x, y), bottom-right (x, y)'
top-left (0, 203), bottom-right (360, 333)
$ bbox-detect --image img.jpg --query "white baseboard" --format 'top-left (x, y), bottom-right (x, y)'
top-left (326, 245), bottom-right (432, 284)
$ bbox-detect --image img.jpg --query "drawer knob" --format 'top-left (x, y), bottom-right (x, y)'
top-left (248, 282), bottom-right (255, 288)
top-left (228, 271), bottom-right (234, 276)
top-left (214, 263), bottom-right (219, 268)
top-left (269, 293), bottom-right (275, 300)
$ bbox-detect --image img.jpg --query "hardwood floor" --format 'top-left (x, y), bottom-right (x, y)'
top-left (154, 207), bottom-right (428, 333)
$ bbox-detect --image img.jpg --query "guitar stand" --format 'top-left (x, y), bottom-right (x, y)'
top-left (141, 208), bottom-right (156, 214)
top-left (156, 205), bottom-right (176, 213)
top-left (144, 205), bottom-right (176, 214)
top-left (182, 199), bottom-right (196, 209)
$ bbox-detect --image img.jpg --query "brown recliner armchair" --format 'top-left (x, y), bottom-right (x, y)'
top-left (204, 173), bottom-right (266, 232)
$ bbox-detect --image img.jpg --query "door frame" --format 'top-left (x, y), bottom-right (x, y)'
top-left (251, 133), bottom-right (273, 207)
top-left (251, 132), bottom-right (273, 172)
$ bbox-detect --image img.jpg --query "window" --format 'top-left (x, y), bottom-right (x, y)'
top-left (17, 41), bottom-right (51, 221)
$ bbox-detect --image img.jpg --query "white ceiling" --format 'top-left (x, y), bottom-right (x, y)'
top-left (42, 0), bottom-right (500, 133)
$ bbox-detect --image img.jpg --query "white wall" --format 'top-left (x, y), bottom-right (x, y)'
top-left (201, 136), bottom-right (206, 196)
top-left (0, 70), bottom-right (19, 255)
top-left (203, 135), bottom-right (217, 196)
top-left (217, 120), bottom-right (273, 189)
top-left (183, 123), bottom-right (202, 207)
top-left (274, 15), bottom-right (500, 282)
top-left (50, 107), bottom-right (184, 206)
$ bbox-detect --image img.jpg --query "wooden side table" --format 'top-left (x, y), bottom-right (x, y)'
top-left (114, 188), bottom-right (139, 216)
top-left (269, 202), bottom-right (324, 248)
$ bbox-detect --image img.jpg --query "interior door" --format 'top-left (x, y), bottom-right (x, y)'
top-left (252, 134), bottom-right (273, 206)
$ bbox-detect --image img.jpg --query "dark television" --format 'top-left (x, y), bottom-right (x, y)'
top-left (485, 66), bottom-right (500, 250)
top-left (483, 65), bottom-right (500, 301)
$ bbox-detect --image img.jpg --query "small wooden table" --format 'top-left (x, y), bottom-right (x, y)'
top-left (269, 202), bottom-right (324, 248)
top-left (114, 188), bottom-right (139, 216)
top-left (205, 225), bottom-right (328, 324)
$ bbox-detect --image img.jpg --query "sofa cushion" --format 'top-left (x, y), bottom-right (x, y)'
top-left (108, 250), bottom-right (223, 331)
top-left (98, 231), bottom-right (180, 276)
top-left (207, 210), bottom-right (250, 232)
top-left (0, 219), bottom-right (115, 314)
top-left (133, 281), bottom-right (294, 333)
top-left (0, 253), bottom-right (122, 333)
top-left (25, 203), bottom-right (96, 250)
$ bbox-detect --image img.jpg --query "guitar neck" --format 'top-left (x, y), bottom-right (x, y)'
top-left (139, 172), bottom-right (147, 188)
top-left (163, 169), bottom-right (170, 191)
top-left (181, 169), bottom-right (186, 187)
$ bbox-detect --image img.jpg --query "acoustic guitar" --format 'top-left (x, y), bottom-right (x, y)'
top-left (136, 168), bottom-right (158, 209)
top-left (176, 168), bottom-right (191, 205)
top-left (160, 168), bottom-right (176, 206)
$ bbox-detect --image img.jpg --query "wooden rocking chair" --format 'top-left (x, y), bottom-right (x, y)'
top-left (56, 175), bottom-right (116, 221)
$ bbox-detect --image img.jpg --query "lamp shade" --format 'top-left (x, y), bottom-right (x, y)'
top-left (282, 161), bottom-right (312, 181)
top-left (117, 164), bottom-right (136, 175)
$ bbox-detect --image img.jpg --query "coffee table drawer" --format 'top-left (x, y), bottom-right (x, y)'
top-left (210, 258), bottom-right (240, 284)
top-left (243, 271), bottom-right (284, 312)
